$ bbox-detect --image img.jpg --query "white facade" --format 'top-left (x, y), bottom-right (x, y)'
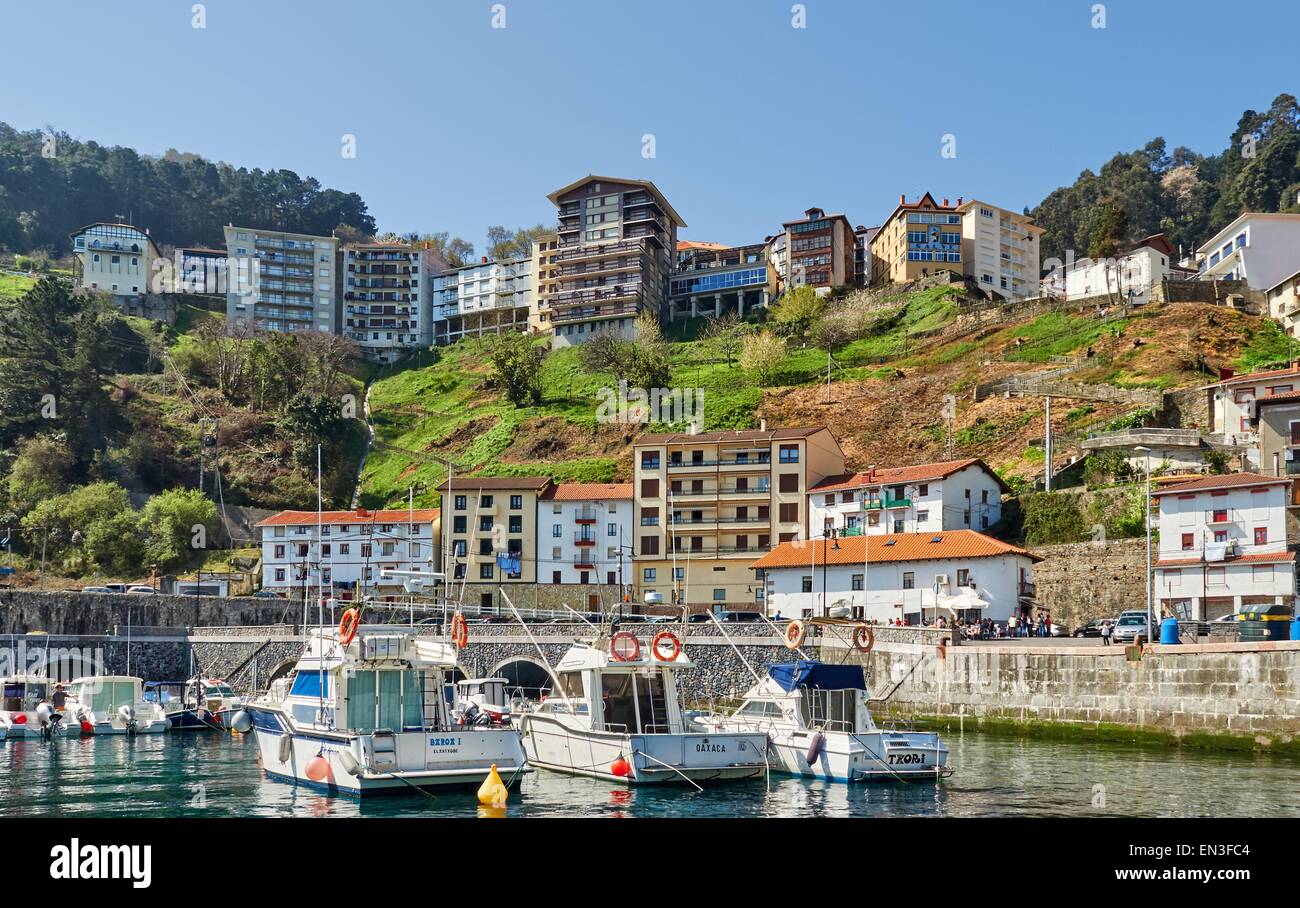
top-left (258, 510), bottom-right (439, 599)
top-left (1152, 475), bottom-right (1295, 620)
top-left (1196, 213), bottom-right (1300, 290)
top-left (959, 200), bottom-right (1042, 301)
top-left (1201, 364), bottom-right (1300, 462)
top-left (431, 256), bottom-right (534, 345)
top-left (537, 490), bottom-right (633, 587)
top-left (70, 223), bottom-right (160, 299)
top-left (809, 461), bottom-right (1004, 538)
top-left (342, 245), bottom-right (437, 362)
top-left (1065, 244), bottom-right (1173, 306)
top-left (225, 226), bottom-right (337, 335)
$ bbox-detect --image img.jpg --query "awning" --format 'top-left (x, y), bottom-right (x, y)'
top-left (768, 661), bottom-right (867, 692)
top-left (938, 588), bottom-right (990, 612)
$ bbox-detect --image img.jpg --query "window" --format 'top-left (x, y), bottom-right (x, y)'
top-left (902, 572), bottom-right (915, 589)
top-left (274, 569), bottom-right (285, 582)
top-left (917, 509), bottom-right (929, 523)
top-left (801, 576), bottom-right (813, 593)
top-left (1211, 508), bottom-right (1228, 523)
top-left (713, 589), bottom-right (726, 602)
top-left (643, 568), bottom-right (656, 582)
top-left (510, 495), bottom-right (522, 510)
top-left (1181, 533), bottom-right (1194, 551)
top-left (778, 444), bottom-right (799, 463)
top-left (454, 495), bottom-right (467, 510)
top-left (509, 516), bottom-right (523, 534)
top-left (479, 563), bottom-right (494, 579)
top-left (478, 539), bottom-right (493, 555)
top-left (640, 451), bottom-right (660, 469)
top-left (340, 543), bottom-right (350, 555)
top-left (481, 495), bottom-right (494, 507)
top-left (1213, 530), bottom-right (1228, 543)
top-left (824, 494), bottom-right (835, 505)
top-left (918, 484), bottom-right (928, 497)
top-left (479, 516), bottom-right (494, 532)
top-left (1207, 566), bottom-right (1225, 586)
top-left (640, 537), bottom-right (659, 556)
top-left (553, 524), bottom-right (562, 537)
top-left (778, 473), bottom-right (800, 493)
top-left (957, 569), bottom-right (970, 586)
top-left (453, 516), bottom-right (467, 534)
top-left (273, 544), bottom-right (285, 559)
top-left (1253, 564), bottom-right (1271, 583)
top-left (608, 522), bottom-right (617, 537)
top-left (640, 507), bottom-right (659, 526)
top-left (1254, 527), bottom-right (1268, 546)
top-left (641, 478), bottom-right (659, 498)
top-left (851, 574), bottom-right (863, 591)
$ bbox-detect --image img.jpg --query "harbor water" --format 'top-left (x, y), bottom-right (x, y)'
top-left (2, 731), bottom-right (1298, 818)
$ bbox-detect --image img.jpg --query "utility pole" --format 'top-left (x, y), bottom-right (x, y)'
top-left (826, 352), bottom-right (833, 404)
top-left (1044, 396), bottom-right (1053, 492)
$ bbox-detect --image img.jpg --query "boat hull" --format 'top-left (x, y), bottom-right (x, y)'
top-left (520, 713), bottom-right (767, 785)
top-left (767, 730), bottom-right (949, 783)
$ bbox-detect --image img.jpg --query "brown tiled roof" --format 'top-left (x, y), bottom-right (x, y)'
top-left (435, 477), bottom-right (552, 493)
top-left (1252, 389), bottom-right (1300, 407)
top-left (1155, 551), bottom-right (1295, 568)
top-left (541, 482), bottom-right (633, 501)
top-left (1201, 364), bottom-right (1300, 389)
top-left (811, 458), bottom-right (1007, 493)
top-left (751, 530), bottom-right (1038, 570)
top-left (258, 508), bottom-right (439, 527)
top-left (635, 427), bottom-right (830, 445)
top-left (1151, 472), bottom-right (1290, 497)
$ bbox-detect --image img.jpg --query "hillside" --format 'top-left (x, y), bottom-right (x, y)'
top-left (357, 286), bottom-right (1291, 508)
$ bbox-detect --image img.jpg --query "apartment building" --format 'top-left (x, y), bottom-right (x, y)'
top-left (870, 193), bottom-right (964, 286)
top-left (257, 507), bottom-right (441, 600)
top-left (752, 530), bottom-right (1039, 624)
top-left (543, 175), bottom-right (685, 347)
top-left (529, 232), bottom-right (559, 335)
top-left (668, 241), bottom-right (777, 322)
top-left (1199, 364), bottom-right (1300, 465)
top-left (432, 255), bottom-right (535, 345)
top-left (808, 459), bottom-right (1007, 538)
top-left (958, 199), bottom-right (1043, 301)
top-left (632, 426), bottom-right (846, 612)
top-left (1195, 213), bottom-right (1300, 290)
top-left (1265, 268), bottom-right (1300, 338)
top-left (1064, 234), bottom-right (1179, 306)
top-left (1151, 473), bottom-right (1295, 620)
top-left (537, 482), bottom-right (633, 589)
top-left (1251, 392), bottom-right (1300, 504)
top-left (224, 226), bottom-right (339, 334)
top-left (780, 207), bottom-right (856, 294)
top-left (69, 222), bottom-right (162, 302)
top-left (436, 476), bottom-right (549, 611)
top-left (853, 225), bottom-right (879, 288)
top-left (176, 247), bottom-right (228, 296)
top-left (342, 243), bottom-right (446, 361)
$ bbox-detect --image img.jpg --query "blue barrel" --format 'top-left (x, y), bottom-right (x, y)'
top-left (1291, 617), bottom-right (1300, 641)
top-left (1159, 616), bottom-right (1179, 645)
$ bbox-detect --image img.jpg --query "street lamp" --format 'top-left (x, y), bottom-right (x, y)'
top-left (1134, 445), bottom-right (1154, 643)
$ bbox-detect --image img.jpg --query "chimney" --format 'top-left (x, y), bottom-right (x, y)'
top-left (943, 198), bottom-right (949, 207)
top-left (957, 197), bottom-right (963, 206)
top-left (899, 194), bottom-right (906, 205)
top-left (1218, 368), bottom-right (1235, 381)
top-left (760, 418), bottom-right (767, 432)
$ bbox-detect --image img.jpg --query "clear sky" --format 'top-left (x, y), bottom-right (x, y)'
top-left (3, 0), bottom-right (1297, 248)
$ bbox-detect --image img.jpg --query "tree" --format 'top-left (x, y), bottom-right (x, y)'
top-left (21, 481), bottom-right (139, 572)
top-left (139, 489), bottom-right (220, 570)
top-left (768, 286), bottom-right (824, 339)
top-left (486, 224), bottom-right (550, 261)
top-left (576, 314), bottom-right (671, 391)
top-left (700, 313), bottom-right (750, 367)
top-left (488, 332), bottom-right (543, 407)
top-left (280, 391), bottom-right (351, 467)
top-left (5, 433), bottom-right (74, 516)
top-left (740, 330), bottom-right (786, 386)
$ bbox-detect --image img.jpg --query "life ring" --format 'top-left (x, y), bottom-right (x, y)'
top-left (651, 631), bottom-right (681, 663)
top-left (852, 623), bottom-right (874, 653)
top-left (450, 612), bottom-right (469, 648)
top-left (609, 631), bottom-right (641, 662)
top-left (783, 620), bottom-right (807, 650)
top-left (338, 608), bottom-right (361, 647)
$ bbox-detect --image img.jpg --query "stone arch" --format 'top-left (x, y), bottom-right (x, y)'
top-left (266, 658), bottom-right (299, 684)
top-left (489, 656), bottom-right (553, 700)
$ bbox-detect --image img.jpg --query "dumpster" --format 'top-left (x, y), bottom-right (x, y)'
top-left (1238, 605), bottom-right (1292, 642)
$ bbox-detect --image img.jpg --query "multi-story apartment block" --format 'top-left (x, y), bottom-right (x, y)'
top-left (69, 222), bottom-right (162, 303)
top-left (870, 193), bottom-right (965, 286)
top-left (543, 175), bottom-right (685, 347)
top-left (1063, 234), bottom-right (1180, 306)
top-left (1254, 391), bottom-right (1300, 502)
top-left (1195, 213), bottom-right (1300, 290)
top-left (667, 241), bottom-right (777, 322)
top-left (436, 476), bottom-right (549, 611)
top-left (224, 226), bottom-right (339, 334)
top-left (632, 426), bottom-right (846, 612)
top-left (958, 199), bottom-right (1043, 301)
top-left (809, 459), bottom-right (1007, 538)
top-left (1200, 363), bottom-right (1300, 464)
top-left (1265, 268), bottom-right (1300, 338)
top-left (780, 207), bottom-right (856, 294)
top-left (853, 225), bottom-right (879, 288)
top-left (1151, 473), bottom-right (1295, 620)
top-left (529, 232), bottom-right (559, 336)
top-left (431, 255), bottom-right (534, 345)
top-left (342, 243), bottom-right (445, 361)
top-left (537, 483), bottom-right (633, 589)
top-left (176, 247), bottom-right (228, 296)
top-left (257, 507), bottom-right (441, 600)
top-left (753, 530), bottom-right (1040, 624)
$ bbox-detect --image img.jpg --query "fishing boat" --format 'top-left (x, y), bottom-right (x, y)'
top-left (242, 622), bottom-right (528, 797)
top-left (0, 676), bottom-right (65, 739)
top-left (516, 627), bottom-right (769, 785)
top-left (65, 675), bottom-right (170, 735)
top-left (689, 659), bottom-right (951, 782)
top-left (183, 677), bottom-right (246, 729)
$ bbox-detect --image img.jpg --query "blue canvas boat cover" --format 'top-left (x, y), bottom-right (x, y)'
top-left (768, 661), bottom-right (866, 692)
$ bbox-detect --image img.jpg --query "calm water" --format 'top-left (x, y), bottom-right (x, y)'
top-left (1, 731), bottom-right (1297, 818)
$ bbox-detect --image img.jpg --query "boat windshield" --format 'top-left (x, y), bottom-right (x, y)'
top-left (600, 672), bottom-right (671, 734)
top-left (3, 682), bottom-right (39, 711)
top-left (798, 688), bottom-right (858, 733)
top-left (205, 685), bottom-right (236, 698)
top-left (80, 679), bottom-right (137, 708)
top-left (346, 668), bottom-right (432, 732)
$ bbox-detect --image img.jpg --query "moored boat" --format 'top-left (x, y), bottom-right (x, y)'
top-left (66, 675), bottom-right (170, 735)
top-left (1, 676), bottom-right (65, 739)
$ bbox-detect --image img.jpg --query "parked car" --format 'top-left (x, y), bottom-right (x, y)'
top-left (103, 583), bottom-right (128, 594)
top-left (718, 611), bottom-right (764, 622)
top-left (252, 590), bottom-right (280, 599)
top-left (1072, 618), bottom-right (1109, 638)
top-left (126, 585), bottom-right (157, 594)
top-left (1111, 614), bottom-right (1149, 644)
top-left (1048, 621), bottom-right (1068, 637)
top-left (81, 586), bottom-right (112, 594)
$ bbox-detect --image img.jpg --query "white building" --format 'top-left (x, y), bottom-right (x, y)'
top-left (957, 199), bottom-right (1043, 301)
top-left (751, 530), bottom-right (1039, 624)
top-left (809, 459), bottom-right (1007, 538)
top-left (1151, 473), bottom-right (1295, 620)
top-left (69, 222), bottom-right (162, 302)
top-left (257, 507), bottom-right (441, 600)
top-left (1266, 268), bottom-right (1300, 338)
top-left (342, 243), bottom-right (446, 362)
top-left (1199, 363), bottom-right (1300, 463)
top-left (432, 255), bottom-right (535, 345)
top-left (1195, 213), bottom-right (1300, 290)
top-left (536, 483), bottom-right (633, 588)
top-left (225, 226), bottom-right (338, 335)
top-left (1064, 234), bottom-right (1179, 306)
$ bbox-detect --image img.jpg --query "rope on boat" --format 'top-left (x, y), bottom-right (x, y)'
top-left (633, 749), bottom-right (703, 792)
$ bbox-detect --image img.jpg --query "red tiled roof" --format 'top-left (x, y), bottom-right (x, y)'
top-left (541, 483), bottom-right (633, 501)
top-left (1151, 472), bottom-right (1290, 496)
top-left (258, 508), bottom-right (440, 527)
top-left (434, 476), bottom-right (552, 493)
top-left (751, 530), bottom-right (1038, 570)
top-left (635, 426), bottom-right (831, 445)
top-left (1252, 389), bottom-right (1300, 406)
top-left (1201, 364), bottom-right (1300, 389)
top-left (811, 458), bottom-right (1008, 493)
top-left (1155, 551), bottom-right (1295, 568)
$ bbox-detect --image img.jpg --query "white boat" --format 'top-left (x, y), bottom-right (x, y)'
top-left (65, 676), bottom-right (170, 735)
top-left (454, 677), bottom-right (512, 726)
top-left (517, 629), bottom-right (769, 785)
top-left (185, 677), bottom-right (246, 729)
top-left (244, 624), bottom-right (528, 797)
top-left (1, 676), bottom-right (66, 739)
top-left (689, 660), bottom-right (951, 783)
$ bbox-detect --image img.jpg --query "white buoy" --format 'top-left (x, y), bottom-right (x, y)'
top-left (36, 703), bottom-right (54, 726)
top-left (230, 710), bottom-right (252, 734)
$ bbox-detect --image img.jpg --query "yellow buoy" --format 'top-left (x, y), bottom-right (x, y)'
top-left (477, 763), bottom-right (509, 808)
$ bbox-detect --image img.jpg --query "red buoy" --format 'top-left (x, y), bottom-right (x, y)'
top-left (80, 720), bottom-right (94, 735)
top-left (305, 755), bottom-right (332, 782)
top-left (610, 756), bottom-right (632, 778)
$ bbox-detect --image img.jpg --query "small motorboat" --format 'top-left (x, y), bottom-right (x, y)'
top-left (690, 660), bottom-right (951, 783)
top-left (454, 677), bottom-right (513, 726)
top-left (185, 677), bottom-right (246, 729)
top-left (143, 680), bottom-right (226, 730)
top-left (65, 676), bottom-right (170, 735)
top-left (1, 676), bottom-right (65, 739)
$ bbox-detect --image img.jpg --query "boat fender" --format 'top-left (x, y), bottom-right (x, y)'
top-left (338, 748), bottom-right (362, 778)
top-left (477, 764), bottom-right (509, 808)
top-left (784, 620), bottom-right (807, 651)
top-left (610, 756), bottom-right (632, 778)
top-left (230, 710), bottom-right (253, 734)
top-left (36, 702), bottom-right (54, 726)
top-left (305, 755), bottom-right (332, 783)
top-left (805, 731), bottom-right (825, 765)
top-left (80, 720), bottom-right (94, 735)
top-left (278, 734), bottom-right (293, 764)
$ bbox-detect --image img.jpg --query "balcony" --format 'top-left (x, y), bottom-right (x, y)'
top-left (573, 554), bottom-right (596, 569)
top-left (575, 508), bottom-right (598, 524)
top-left (667, 458), bottom-right (720, 470)
top-left (574, 532), bottom-right (597, 546)
top-left (549, 300), bottom-right (641, 325)
top-left (863, 497), bottom-right (910, 510)
top-left (718, 485), bottom-right (770, 497)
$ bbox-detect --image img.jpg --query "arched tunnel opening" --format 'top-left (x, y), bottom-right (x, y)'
top-left (492, 659), bottom-right (553, 702)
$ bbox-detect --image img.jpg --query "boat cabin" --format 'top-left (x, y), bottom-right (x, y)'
top-left (1, 676), bottom-right (49, 713)
top-left (539, 638), bottom-right (691, 735)
top-left (734, 662), bottom-right (877, 734)
top-left (143, 681), bottom-right (187, 706)
top-left (69, 676), bottom-right (144, 713)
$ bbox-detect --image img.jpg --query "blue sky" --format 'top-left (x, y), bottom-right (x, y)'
top-left (3, 0), bottom-right (1297, 248)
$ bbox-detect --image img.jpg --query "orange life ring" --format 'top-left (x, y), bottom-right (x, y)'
top-left (338, 608), bottom-right (361, 647)
top-left (450, 612), bottom-right (469, 648)
top-left (651, 631), bottom-right (681, 662)
top-left (852, 624), bottom-right (874, 653)
top-left (784, 620), bottom-right (807, 650)
top-left (610, 631), bottom-right (641, 662)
